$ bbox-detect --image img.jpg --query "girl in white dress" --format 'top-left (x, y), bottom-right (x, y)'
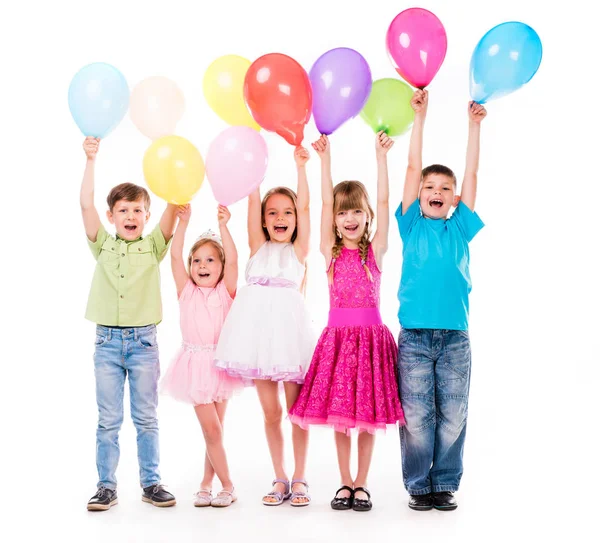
top-left (215, 146), bottom-right (315, 507)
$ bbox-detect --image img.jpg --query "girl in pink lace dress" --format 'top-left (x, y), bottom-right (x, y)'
top-left (160, 204), bottom-right (243, 508)
top-left (289, 133), bottom-right (405, 512)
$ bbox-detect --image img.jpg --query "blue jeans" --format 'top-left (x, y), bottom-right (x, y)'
top-left (94, 324), bottom-right (161, 490)
top-left (397, 329), bottom-right (471, 495)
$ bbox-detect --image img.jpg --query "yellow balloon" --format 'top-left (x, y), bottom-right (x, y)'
top-left (143, 135), bottom-right (205, 204)
top-left (203, 55), bottom-right (260, 130)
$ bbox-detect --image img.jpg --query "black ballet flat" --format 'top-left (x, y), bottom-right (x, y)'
top-left (352, 487), bottom-right (372, 512)
top-left (331, 485), bottom-right (354, 510)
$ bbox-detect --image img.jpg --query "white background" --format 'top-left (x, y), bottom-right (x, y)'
top-left (1, 0), bottom-right (598, 541)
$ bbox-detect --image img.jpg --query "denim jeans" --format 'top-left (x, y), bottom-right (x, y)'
top-left (397, 329), bottom-right (471, 495)
top-left (94, 324), bottom-right (161, 490)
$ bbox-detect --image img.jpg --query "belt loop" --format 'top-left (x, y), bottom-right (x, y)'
top-left (107, 327), bottom-right (112, 342)
top-left (133, 327), bottom-right (138, 341)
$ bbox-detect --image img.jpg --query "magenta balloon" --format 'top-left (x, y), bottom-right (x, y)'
top-left (206, 126), bottom-right (268, 206)
top-left (386, 8), bottom-right (447, 89)
top-left (309, 47), bottom-right (372, 135)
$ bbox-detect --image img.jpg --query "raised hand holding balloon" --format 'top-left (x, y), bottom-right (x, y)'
top-left (244, 53), bottom-right (312, 146)
top-left (386, 8), bottom-right (448, 89)
top-left (309, 48), bottom-right (372, 135)
top-left (470, 22), bottom-right (542, 103)
top-left (68, 63), bottom-right (129, 138)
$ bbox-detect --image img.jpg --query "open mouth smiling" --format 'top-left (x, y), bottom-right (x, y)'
top-left (274, 225), bottom-right (288, 234)
top-left (429, 199), bottom-right (443, 208)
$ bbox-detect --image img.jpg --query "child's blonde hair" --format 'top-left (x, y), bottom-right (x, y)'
top-left (187, 238), bottom-right (226, 285)
top-left (328, 181), bottom-right (374, 284)
top-left (261, 187), bottom-right (299, 242)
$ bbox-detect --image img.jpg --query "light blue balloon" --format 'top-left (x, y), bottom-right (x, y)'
top-left (68, 63), bottom-right (129, 138)
top-left (470, 22), bottom-right (542, 104)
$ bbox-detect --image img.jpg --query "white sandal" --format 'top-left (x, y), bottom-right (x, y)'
top-left (193, 489), bottom-right (213, 507)
top-left (211, 488), bottom-right (237, 507)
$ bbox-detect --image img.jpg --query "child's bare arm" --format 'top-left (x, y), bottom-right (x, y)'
top-left (171, 205), bottom-right (190, 297)
top-left (218, 205), bottom-right (238, 298)
top-left (460, 101), bottom-right (487, 211)
top-left (372, 131), bottom-right (395, 268)
top-left (402, 90), bottom-right (428, 214)
top-left (248, 188), bottom-right (266, 256)
top-left (293, 146), bottom-right (311, 263)
top-left (159, 203), bottom-right (178, 242)
top-left (80, 137), bottom-right (102, 241)
top-left (312, 135), bottom-right (334, 264)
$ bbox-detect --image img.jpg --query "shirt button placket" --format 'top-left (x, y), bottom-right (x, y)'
top-left (118, 240), bottom-right (129, 325)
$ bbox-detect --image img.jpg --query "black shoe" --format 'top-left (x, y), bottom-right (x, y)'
top-left (142, 484), bottom-right (177, 507)
top-left (330, 485), bottom-right (354, 510)
top-left (352, 487), bottom-right (372, 512)
top-left (87, 487), bottom-right (118, 511)
top-left (408, 493), bottom-right (434, 511)
top-left (433, 491), bottom-right (458, 511)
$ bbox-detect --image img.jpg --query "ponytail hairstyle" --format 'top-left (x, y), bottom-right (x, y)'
top-left (328, 181), bottom-right (374, 284)
top-left (260, 186), bottom-right (299, 242)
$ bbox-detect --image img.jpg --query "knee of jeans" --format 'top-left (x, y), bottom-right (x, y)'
top-left (98, 414), bottom-right (123, 432)
top-left (437, 394), bottom-right (468, 436)
top-left (131, 411), bottom-right (158, 430)
top-left (401, 394), bottom-right (435, 434)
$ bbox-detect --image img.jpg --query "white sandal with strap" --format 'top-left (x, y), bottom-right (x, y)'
top-left (211, 488), bottom-right (237, 507)
top-left (194, 489), bottom-right (213, 507)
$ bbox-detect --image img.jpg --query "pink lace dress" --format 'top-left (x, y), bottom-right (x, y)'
top-left (289, 245), bottom-right (405, 434)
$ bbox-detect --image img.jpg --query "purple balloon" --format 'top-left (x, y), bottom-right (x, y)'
top-left (309, 48), bottom-right (372, 135)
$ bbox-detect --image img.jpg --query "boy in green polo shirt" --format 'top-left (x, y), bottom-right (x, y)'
top-left (81, 136), bottom-right (178, 511)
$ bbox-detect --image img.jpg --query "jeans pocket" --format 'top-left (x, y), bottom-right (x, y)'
top-left (137, 332), bottom-right (158, 349)
top-left (95, 334), bottom-right (108, 347)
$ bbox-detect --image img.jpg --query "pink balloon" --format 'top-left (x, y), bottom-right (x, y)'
top-left (206, 126), bottom-right (268, 206)
top-left (386, 8), bottom-right (447, 89)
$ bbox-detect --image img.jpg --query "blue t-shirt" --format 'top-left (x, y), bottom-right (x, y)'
top-left (395, 200), bottom-right (484, 330)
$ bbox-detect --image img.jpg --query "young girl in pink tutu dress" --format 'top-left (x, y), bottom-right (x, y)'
top-left (289, 133), bottom-right (405, 512)
top-left (160, 204), bottom-right (244, 508)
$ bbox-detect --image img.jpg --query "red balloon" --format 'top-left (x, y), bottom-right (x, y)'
top-left (244, 53), bottom-right (312, 146)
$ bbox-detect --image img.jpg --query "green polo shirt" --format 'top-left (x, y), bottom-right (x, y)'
top-left (85, 224), bottom-right (170, 326)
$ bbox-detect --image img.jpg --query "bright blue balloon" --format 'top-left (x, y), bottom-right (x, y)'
top-left (68, 63), bottom-right (129, 138)
top-left (470, 22), bottom-right (542, 104)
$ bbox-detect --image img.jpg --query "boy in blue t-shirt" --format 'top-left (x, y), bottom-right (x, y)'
top-left (396, 90), bottom-right (486, 511)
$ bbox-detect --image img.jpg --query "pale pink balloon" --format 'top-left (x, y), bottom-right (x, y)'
top-left (129, 76), bottom-right (185, 139)
top-left (206, 126), bottom-right (268, 206)
top-left (386, 8), bottom-right (447, 89)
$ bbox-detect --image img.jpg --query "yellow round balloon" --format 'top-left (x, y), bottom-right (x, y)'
top-left (143, 135), bottom-right (205, 204)
top-left (203, 55), bottom-right (260, 130)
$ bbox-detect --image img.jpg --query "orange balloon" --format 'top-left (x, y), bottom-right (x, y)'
top-left (244, 53), bottom-right (312, 146)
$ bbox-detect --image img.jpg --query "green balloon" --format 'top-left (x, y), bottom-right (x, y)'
top-left (360, 78), bottom-right (415, 136)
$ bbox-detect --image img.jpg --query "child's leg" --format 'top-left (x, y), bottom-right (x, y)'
top-left (255, 379), bottom-right (288, 501)
top-left (127, 326), bottom-right (161, 489)
top-left (431, 330), bottom-right (471, 493)
top-left (398, 329), bottom-right (436, 496)
top-left (284, 381), bottom-right (309, 503)
top-left (94, 329), bottom-right (126, 490)
top-left (194, 401), bottom-right (233, 490)
top-left (199, 400), bottom-right (228, 489)
top-left (334, 431), bottom-right (353, 498)
top-left (354, 431), bottom-right (375, 499)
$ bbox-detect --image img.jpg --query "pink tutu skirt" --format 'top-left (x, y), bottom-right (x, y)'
top-left (160, 343), bottom-right (245, 406)
top-left (289, 322), bottom-right (405, 435)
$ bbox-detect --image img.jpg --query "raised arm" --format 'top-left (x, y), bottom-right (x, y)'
top-left (218, 205), bottom-right (238, 298)
top-left (402, 89), bottom-right (428, 214)
top-left (371, 131), bottom-right (395, 269)
top-left (293, 146), bottom-right (310, 263)
top-left (170, 204), bottom-right (190, 297)
top-left (312, 135), bottom-right (334, 265)
top-left (159, 203), bottom-right (178, 242)
top-left (248, 188), bottom-right (266, 256)
top-left (80, 137), bottom-right (102, 241)
top-left (460, 101), bottom-right (487, 211)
